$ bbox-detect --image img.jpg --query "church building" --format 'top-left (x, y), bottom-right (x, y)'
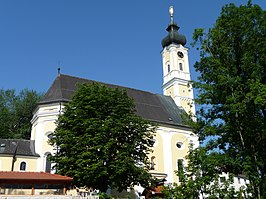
top-left (0, 5), bottom-right (198, 190)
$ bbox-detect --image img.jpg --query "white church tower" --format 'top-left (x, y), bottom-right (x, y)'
top-left (161, 6), bottom-right (195, 115)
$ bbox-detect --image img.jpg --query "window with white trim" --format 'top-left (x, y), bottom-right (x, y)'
top-left (176, 141), bottom-right (183, 149)
top-left (179, 63), bottom-right (183, 71)
top-left (20, 161), bottom-right (26, 171)
top-left (45, 153), bottom-right (52, 173)
top-left (150, 156), bottom-right (156, 170)
top-left (177, 159), bottom-right (184, 182)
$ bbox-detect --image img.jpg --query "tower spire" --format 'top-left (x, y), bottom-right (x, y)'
top-left (169, 6), bottom-right (174, 24)
top-left (161, 6), bottom-right (186, 48)
top-left (161, 6), bottom-right (195, 115)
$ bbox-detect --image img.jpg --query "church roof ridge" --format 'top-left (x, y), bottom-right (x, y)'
top-left (38, 74), bottom-right (189, 128)
top-left (60, 74), bottom-right (159, 95)
top-left (39, 73), bottom-right (163, 104)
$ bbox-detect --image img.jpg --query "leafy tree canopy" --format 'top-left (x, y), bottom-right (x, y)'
top-left (163, 146), bottom-right (241, 199)
top-left (49, 83), bottom-right (156, 193)
top-left (189, 1), bottom-right (266, 198)
top-left (0, 89), bottom-right (42, 139)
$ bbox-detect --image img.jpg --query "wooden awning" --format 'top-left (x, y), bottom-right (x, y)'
top-left (0, 171), bottom-right (73, 184)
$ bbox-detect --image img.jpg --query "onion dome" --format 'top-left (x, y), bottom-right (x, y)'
top-left (161, 6), bottom-right (187, 48)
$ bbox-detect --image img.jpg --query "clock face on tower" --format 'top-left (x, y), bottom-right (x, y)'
top-left (177, 51), bottom-right (184, 58)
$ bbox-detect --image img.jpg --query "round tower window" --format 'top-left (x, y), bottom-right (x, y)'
top-left (176, 142), bottom-right (183, 149)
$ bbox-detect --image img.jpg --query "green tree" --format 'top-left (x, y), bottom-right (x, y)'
top-left (49, 83), bottom-right (156, 194)
top-left (190, 1), bottom-right (266, 198)
top-left (163, 146), bottom-right (242, 199)
top-left (0, 89), bottom-right (42, 139)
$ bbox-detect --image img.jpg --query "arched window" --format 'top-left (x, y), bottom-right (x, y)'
top-left (150, 156), bottom-right (156, 170)
top-left (20, 161), bottom-right (26, 171)
top-left (167, 64), bottom-right (171, 73)
top-left (45, 154), bottom-right (52, 173)
top-left (179, 63), bottom-right (183, 71)
top-left (177, 159), bottom-right (184, 182)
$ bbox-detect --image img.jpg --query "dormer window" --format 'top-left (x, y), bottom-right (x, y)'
top-left (0, 144), bottom-right (5, 153)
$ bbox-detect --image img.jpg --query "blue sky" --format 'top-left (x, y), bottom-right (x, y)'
top-left (0, 0), bottom-right (265, 95)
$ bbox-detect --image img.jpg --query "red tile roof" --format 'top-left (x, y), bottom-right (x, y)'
top-left (0, 171), bottom-right (73, 184)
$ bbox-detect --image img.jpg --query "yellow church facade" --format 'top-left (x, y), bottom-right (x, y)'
top-left (0, 6), bottom-right (198, 189)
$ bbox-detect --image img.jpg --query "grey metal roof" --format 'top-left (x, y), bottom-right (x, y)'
top-left (162, 22), bottom-right (186, 48)
top-left (39, 74), bottom-right (188, 127)
top-left (0, 139), bottom-right (40, 157)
